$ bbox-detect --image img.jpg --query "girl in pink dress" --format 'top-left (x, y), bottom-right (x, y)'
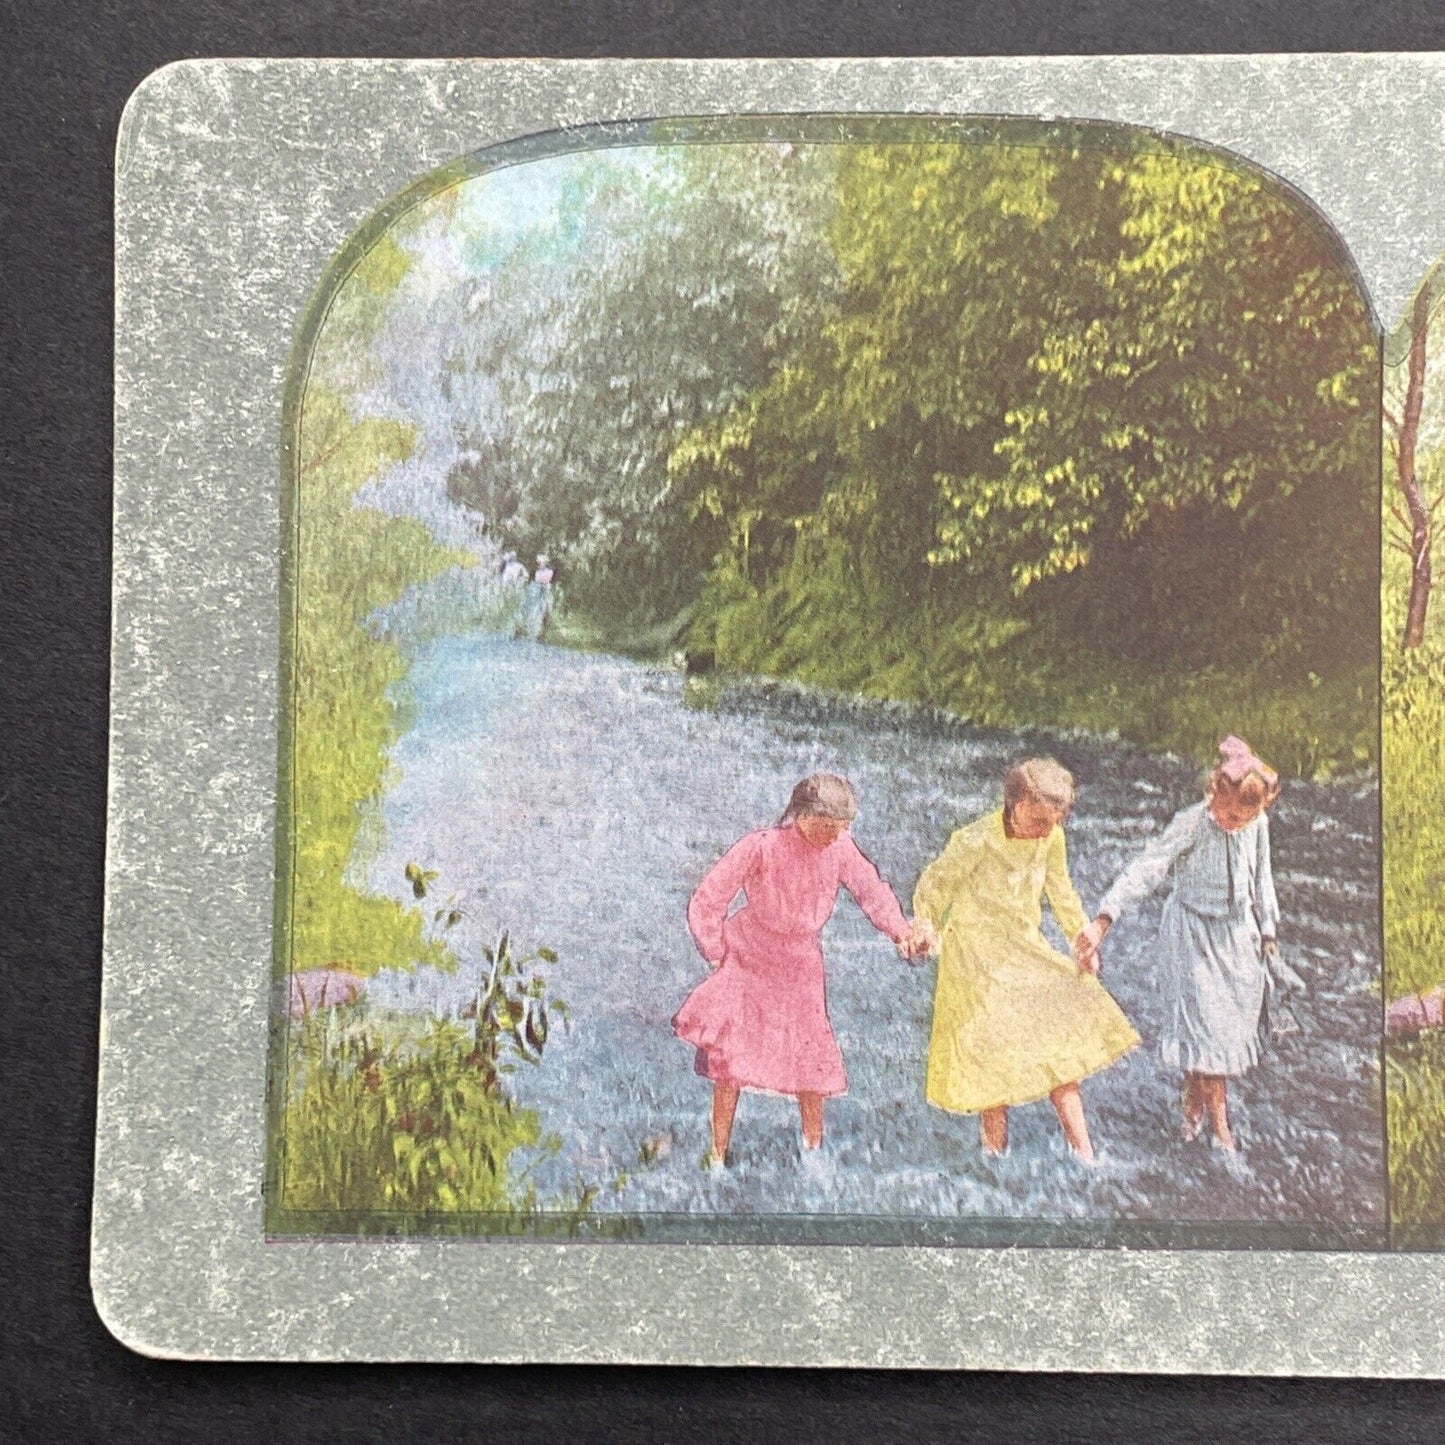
top-left (673, 773), bottom-right (926, 1166)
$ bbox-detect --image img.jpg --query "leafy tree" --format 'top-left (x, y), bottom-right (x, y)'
top-left (672, 130), bottom-right (1379, 768)
top-left (1006, 148), bottom-right (1378, 665)
top-left (447, 145), bottom-right (843, 634)
top-left (1384, 275), bottom-right (1440, 648)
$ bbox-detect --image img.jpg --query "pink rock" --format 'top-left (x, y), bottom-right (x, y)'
top-left (1386, 987), bottom-right (1445, 1037)
top-left (287, 967), bottom-right (366, 1018)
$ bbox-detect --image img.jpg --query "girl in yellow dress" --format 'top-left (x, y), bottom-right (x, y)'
top-left (912, 758), bottom-right (1139, 1160)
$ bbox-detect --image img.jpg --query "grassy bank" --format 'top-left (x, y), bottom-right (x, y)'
top-left (1382, 638), bottom-right (1445, 999)
top-left (273, 385), bottom-right (574, 1234)
top-left (285, 386), bottom-right (470, 979)
top-left (270, 934), bottom-right (604, 1235)
top-left (1382, 473), bottom-right (1445, 1232)
top-left (689, 572), bottom-right (1374, 781)
top-left (275, 1008), bottom-right (544, 1223)
top-left (1387, 1033), bottom-right (1445, 1231)
top-left (545, 599), bottom-right (694, 664)
top-left (272, 1004), bottom-right (604, 1235)
top-left (548, 582), bottom-right (1373, 781)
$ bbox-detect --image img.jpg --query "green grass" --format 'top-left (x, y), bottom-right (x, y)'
top-left (285, 386), bottom-right (471, 978)
top-left (270, 1005), bottom-right (612, 1236)
top-left (1382, 640), bottom-right (1445, 999)
top-left (272, 384), bottom-right (579, 1236)
top-left (275, 1008), bottom-right (544, 1220)
top-left (1382, 467), bottom-right (1445, 1231)
top-left (1387, 1034), bottom-right (1445, 1231)
top-left (546, 598), bottom-right (694, 662)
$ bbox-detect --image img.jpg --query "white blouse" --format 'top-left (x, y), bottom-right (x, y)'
top-left (1098, 801), bottom-right (1279, 935)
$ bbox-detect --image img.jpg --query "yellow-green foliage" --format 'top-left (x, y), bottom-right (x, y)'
top-left (277, 1011), bottom-right (543, 1221)
top-left (286, 385), bottom-right (470, 976)
top-left (1382, 439), bottom-right (1445, 1231)
top-left (672, 139), bottom-right (1377, 779)
top-left (1388, 1035), bottom-right (1445, 1229)
top-left (1382, 531), bottom-right (1445, 999)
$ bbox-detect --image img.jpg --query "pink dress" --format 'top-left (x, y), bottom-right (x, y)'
top-left (673, 822), bottom-right (910, 1096)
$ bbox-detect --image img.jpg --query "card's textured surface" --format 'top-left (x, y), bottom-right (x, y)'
top-left (101, 56), bottom-right (1445, 1367)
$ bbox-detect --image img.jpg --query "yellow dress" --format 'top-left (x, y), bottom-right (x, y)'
top-left (913, 810), bottom-right (1139, 1113)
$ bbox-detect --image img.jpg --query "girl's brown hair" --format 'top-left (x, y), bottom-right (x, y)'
top-left (779, 773), bottom-right (859, 825)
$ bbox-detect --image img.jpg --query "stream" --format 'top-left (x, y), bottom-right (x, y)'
top-left (360, 627), bottom-right (1384, 1239)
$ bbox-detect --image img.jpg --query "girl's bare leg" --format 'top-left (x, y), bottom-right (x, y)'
top-left (711, 1083), bottom-right (740, 1160)
top-left (1199, 1074), bottom-right (1235, 1150)
top-left (980, 1106), bottom-right (1009, 1155)
top-left (1050, 1082), bottom-right (1095, 1162)
top-left (798, 1091), bottom-right (825, 1149)
top-left (1180, 1072), bottom-right (1205, 1141)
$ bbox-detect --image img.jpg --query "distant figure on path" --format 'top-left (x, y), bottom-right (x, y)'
top-left (498, 551), bottom-right (529, 637)
top-left (523, 555), bottom-right (555, 639)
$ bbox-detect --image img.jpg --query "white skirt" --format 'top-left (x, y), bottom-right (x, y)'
top-left (1155, 898), bottom-right (1267, 1076)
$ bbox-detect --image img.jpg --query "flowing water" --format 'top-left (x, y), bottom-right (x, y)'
top-left (361, 626), bottom-right (1384, 1240)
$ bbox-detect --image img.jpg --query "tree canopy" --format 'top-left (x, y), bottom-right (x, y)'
top-left (358, 124), bottom-right (1382, 771)
top-left (665, 134), bottom-right (1377, 768)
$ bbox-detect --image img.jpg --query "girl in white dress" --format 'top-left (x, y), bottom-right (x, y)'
top-left (1077, 737), bottom-right (1282, 1151)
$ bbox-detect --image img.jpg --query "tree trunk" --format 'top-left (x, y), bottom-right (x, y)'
top-left (1397, 283), bottom-right (1433, 648)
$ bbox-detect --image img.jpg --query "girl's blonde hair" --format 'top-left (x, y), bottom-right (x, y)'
top-left (779, 773), bottom-right (859, 825)
top-left (1003, 758), bottom-right (1076, 816)
top-left (1205, 734), bottom-right (1282, 809)
top-left (1206, 766), bottom-right (1282, 809)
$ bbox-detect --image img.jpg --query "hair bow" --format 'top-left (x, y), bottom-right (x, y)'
top-left (1218, 734), bottom-right (1277, 785)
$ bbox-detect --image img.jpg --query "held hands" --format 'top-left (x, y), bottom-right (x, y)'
top-left (1073, 916), bottom-right (1111, 976)
top-left (897, 919), bottom-right (939, 964)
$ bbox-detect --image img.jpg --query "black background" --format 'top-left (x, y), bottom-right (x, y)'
top-left (5, 3), bottom-right (1445, 1440)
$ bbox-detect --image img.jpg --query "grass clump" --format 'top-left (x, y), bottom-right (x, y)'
top-left (276, 1009), bottom-right (545, 1221)
top-left (271, 932), bottom-right (595, 1234)
top-left (1387, 1034), bottom-right (1445, 1231)
top-left (1382, 476), bottom-right (1445, 1231)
